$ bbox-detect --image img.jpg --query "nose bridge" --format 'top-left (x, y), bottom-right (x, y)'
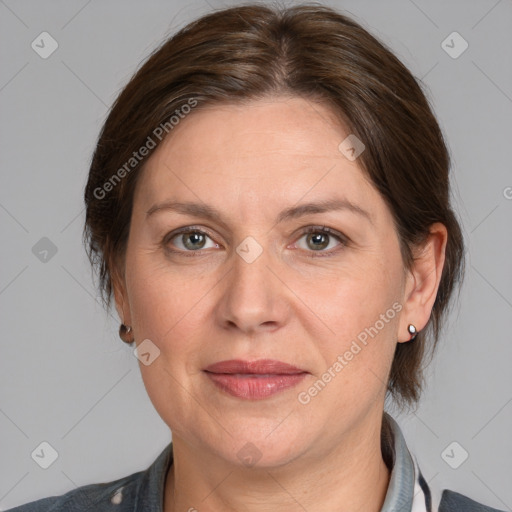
top-left (232, 235), bottom-right (273, 307)
top-left (218, 234), bottom-right (287, 332)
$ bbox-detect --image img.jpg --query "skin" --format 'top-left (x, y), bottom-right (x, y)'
top-left (113, 96), bottom-right (447, 512)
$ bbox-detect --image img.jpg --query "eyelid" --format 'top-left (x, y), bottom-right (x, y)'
top-left (297, 225), bottom-right (348, 242)
top-left (164, 225), bottom-right (217, 241)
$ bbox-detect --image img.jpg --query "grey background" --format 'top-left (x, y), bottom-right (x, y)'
top-left (1, 0), bottom-right (511, 509)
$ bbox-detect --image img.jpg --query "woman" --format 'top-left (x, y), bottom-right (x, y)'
top-left (8, 3), bottom-right (504, 512)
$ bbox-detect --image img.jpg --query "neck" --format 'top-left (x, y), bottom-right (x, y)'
top-left (164, 413), bottom-right (391, 512)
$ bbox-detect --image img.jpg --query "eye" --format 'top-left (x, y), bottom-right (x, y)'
top-left (163, 225), bottom-right (347, 257)
top-left (165, 228), bottom-right (220, 253)
top-left (293, 226), bottom-right (347, 255)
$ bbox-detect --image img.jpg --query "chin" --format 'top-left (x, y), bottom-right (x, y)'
top-left (218, 418), bottom-right (312, 469)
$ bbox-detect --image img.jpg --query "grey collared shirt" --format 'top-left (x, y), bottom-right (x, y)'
top-left (6, 413), bottom-right (502, 511)
top-left (381, 413), bottom-right (429, 512)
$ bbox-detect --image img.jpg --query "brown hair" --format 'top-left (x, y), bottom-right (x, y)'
top-left (84, 3), bottom-right (465, 410)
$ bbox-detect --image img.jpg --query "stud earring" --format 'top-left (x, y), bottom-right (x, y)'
top-left (407, 324), bottom-right (418, 341)
top-left (119, 324), bottom-right (134, 344)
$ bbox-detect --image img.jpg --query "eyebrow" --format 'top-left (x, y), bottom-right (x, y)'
top-left (146, 198), bottom-right (373, 225)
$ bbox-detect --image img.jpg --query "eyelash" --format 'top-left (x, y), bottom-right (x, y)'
top-left (163, 225), bottom-right (348, 258)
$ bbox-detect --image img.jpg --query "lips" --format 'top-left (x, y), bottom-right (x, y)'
top-left (204, 359), bottom-right (305, 375)
top-left (203, 359), bottom-right (308, 400)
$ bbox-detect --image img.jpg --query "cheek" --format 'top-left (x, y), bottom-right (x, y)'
top-left (300, 249), bottom-right (403, 398)
top-left (298, 302), bottom-right (398, 420)
top-left (125, 249), bottom-right (200, 339)
top-left (124, 253), bottom-right (208, 433)
top-left (302, 252), bottom-right (402, 344)
top-left (124, 248), bottom-right (217, 385)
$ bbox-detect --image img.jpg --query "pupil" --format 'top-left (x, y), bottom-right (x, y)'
top-left (185, 232), bottom-right (205, 250)
top-left (308, 233), bottom-right (328, 250)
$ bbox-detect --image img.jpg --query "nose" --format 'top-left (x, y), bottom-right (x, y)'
top-left (215, 241), bottom-right (291, 335)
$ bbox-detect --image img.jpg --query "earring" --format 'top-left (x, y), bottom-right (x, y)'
top-left (407, 324), bottom-right (418, 341)
top-left (119, 323), bottom-right (134, 344)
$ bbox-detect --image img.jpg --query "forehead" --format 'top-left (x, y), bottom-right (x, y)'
top-left (153, 97), bottom-right (348, 161)
top-left (135, 97), bottom-right (378, 214)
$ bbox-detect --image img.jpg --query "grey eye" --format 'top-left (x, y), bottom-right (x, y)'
top-left (170, 231), bottom-right (217, 251)
top-left (296, 230), bottom-right (342, 252)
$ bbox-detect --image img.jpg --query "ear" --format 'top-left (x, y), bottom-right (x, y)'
top-left (398, 222), bottom-right (448, 343)
top-left (112, 264), bottom-right (131, 326)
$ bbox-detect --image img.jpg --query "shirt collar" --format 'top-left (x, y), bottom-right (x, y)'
top-left (380, 412), bottom-right (417, 512)
top-left (135, 413), bottom-right (423, 512)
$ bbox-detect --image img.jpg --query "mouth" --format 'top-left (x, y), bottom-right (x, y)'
top-left (203, 359), bottom-right (309, 400)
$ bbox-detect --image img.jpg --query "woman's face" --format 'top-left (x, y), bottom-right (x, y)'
top-left (117, 97), bottom-right (413, 467)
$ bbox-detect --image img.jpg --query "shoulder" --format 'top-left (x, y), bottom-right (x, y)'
top-left (7, 441), bottom-right (174, 512)
top-left (5, 470), bottom-right (143, 511)
top-left (439, 489), bottom-right (506, 512)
